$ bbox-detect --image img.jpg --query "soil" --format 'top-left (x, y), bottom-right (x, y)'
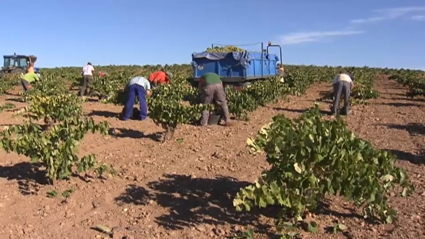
top-left (0, 76), bottom-right (424, 239)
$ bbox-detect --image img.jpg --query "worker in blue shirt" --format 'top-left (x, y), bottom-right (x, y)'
top-left (121, 76), bottom-right (152, 121)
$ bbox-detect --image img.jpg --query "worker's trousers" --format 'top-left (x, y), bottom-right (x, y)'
top-left (20, 79), bottom-right (31, 91)
top-left (331, 81), bottom-right (351, 115)
top-left (200, 83), bottom-right (230, 126)
top-left (123, 84), bottom-right (148, 120)
top-left (79, 75), bottom-right (94, 96)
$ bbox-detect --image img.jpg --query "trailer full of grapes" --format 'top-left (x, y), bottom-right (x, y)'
top-left (190, 42), bottom-right (282, 88)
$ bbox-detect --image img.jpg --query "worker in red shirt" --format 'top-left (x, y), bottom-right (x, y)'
top-left (148, 70), bottom-right (173, 87)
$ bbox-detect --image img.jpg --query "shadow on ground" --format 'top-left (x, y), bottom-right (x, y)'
top-left (146, 174), bottom-right (263, 230)
top-left (273, 107), bottom-right (330, 115)
top-left (390, 97), bottom-right (424, 102)
top-left (378, 102), bottom-right (424, 107)
top-left (6, 98), bottom-right (25, 103)
top-left (108, 128), bottom-right (163, 141)
top-left (382, 123), bottom-right (425, 136)
top-left (379, 92), bottom-right (407, 97)
top-left (114, 174), bottom-right (374, 238)
top-left (87, 110), bottom-right (119, 118)
top-left (4, 92), bottom-right (21, 97)
top-left (114, 174), bottom-right (277, 237)
top-left (115, 184), bottom-right (153, 205)
top-left (0, 162), bottom-right (49, 195)
top-left (385, 149), bottom-right (424, 165)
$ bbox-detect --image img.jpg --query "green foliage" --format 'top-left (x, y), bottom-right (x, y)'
top-left (235, 104), bottom-right (413, 234)
top-left (0, 103), bottom-right (15, 112)
top-left (23, 94), bottom-right (84, 124)
top-left (148, 83), bottom-right (211, 141)
top-left (0, 74), bottom-right (20, 95)
top-left (389, 70), bottom-right (425, 97)
top-left (0, 87), bottom-right (111, 183)
top-left (0, 63), bottom-right (395, 181)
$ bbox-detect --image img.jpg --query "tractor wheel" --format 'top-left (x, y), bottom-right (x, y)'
top-left (10, 68), bottom-right (25, 75)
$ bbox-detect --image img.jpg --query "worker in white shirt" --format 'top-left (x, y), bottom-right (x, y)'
top-left (80, 62), bottom-right (95, 97)
top-left (331, 73), bottom-right (354, 116)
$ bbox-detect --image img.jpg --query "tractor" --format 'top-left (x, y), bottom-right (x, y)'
top-left (0, 53), bottom-right (38, 78)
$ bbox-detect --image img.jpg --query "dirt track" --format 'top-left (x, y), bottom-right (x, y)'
top-left (0, 77), bottom-right (424, 239)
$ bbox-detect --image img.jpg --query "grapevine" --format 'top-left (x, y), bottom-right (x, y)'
top-left (235, 104), bottom-right (413, 234)
top-left (0, 87), bottom-right (112, 183)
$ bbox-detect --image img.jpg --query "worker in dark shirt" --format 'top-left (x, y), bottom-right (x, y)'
top-left (198, 72), bottom-right (232, 126)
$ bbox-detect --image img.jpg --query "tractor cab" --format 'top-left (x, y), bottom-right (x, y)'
top-left (2, 54), bottom-right (37, 74)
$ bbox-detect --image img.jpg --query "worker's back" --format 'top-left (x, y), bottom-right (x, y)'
top-left (201, 72), bottom-right (222, 86)
top-left (27, 65), bottom-right (35, 74)
top-left (333, 73), bottom-right (353, 84)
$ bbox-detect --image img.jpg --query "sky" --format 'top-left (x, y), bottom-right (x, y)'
top-left (1, 0), bottom-right (424, 69)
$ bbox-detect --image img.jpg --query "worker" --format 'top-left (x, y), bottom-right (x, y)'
top-left (148, 70), bottom-right (173, 87)
top-left (277, 64), bottom-right (286, 83)
top-left (198, 72), bottom-right (232, 126)
top-left (27, 63), bottom-right (35, 74)
top-left (20, 71), bottom-right (40, 91)
top-left (331, 73), bottom-right (354, 116)
top-left (121, 76), bottom-right (152, 121)
top-left (27, 55), bottom-right (36, 74)
top-left (80, 62), bottom-right (95, 97)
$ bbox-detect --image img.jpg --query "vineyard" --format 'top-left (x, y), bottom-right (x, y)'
top-left (0, 63), bottom-right (424, 239)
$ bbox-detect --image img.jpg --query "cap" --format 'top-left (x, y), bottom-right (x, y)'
top-left (165, 71), bottom-right (173, 79)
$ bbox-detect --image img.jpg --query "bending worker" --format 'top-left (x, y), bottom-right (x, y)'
top-left (148, 70), bottom-right (173, 87)
top-left (121, 76), bottom-right (152, 121)
top-left (21, 56), bottom-right (40, 91)
top-left (21, 70), bottom-right (40, 91)
top-left (277, 63), bottom-right (286, 83)
top-left (331, 73), bottom-right (354, 116)
top-left (198, 72), bottom-right (232, 126)
top-left (80, 62), bottom-right (95, 97)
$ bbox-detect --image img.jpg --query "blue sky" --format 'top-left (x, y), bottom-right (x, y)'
top-left (1, 0), bottom-right (424, 69)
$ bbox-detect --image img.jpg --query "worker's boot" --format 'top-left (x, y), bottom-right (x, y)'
top-left (342, 106), bottom-right (351, 116)
top-left (224, 120), bottom-right (233, 127)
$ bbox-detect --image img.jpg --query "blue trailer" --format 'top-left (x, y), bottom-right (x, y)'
top-left (190, 43), bottom-right (283, 88)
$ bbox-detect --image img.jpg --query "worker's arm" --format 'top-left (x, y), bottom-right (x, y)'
top-left (198, 77), bottom-right (205, 89)
top-left (149, 74), bottom-right (158, 86)
top-left (152, 78), bottom-right (158, 86)
top-left (124, 78), bottom-right (132, 90)
top-left (145, 81), bottom-right (152, 96)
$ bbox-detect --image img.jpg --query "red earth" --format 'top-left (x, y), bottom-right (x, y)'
top-left (0, 77), bottom-right (424, 239)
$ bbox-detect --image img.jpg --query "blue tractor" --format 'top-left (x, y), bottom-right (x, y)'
top-left (190, 42), bottom-right (283, 89)
top-left (0, 53), bottom-right (39, 78)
